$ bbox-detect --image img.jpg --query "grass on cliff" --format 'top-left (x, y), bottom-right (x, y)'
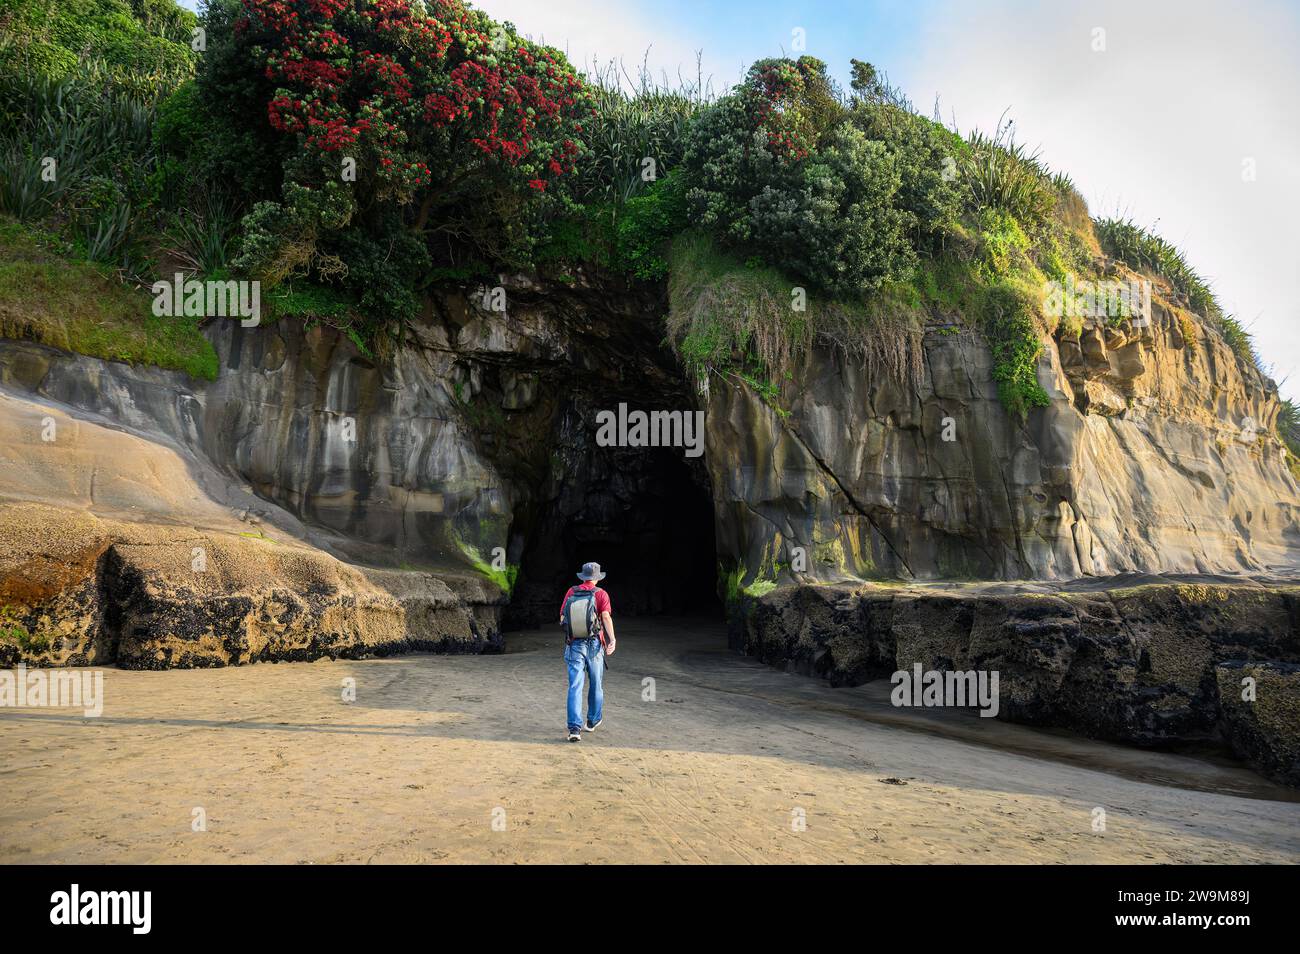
top-left (666, 189), bottom-right (1102, 420)
top-left (1279, 399), bottom-right (1300, 480)
top-left (665, 232), bottom-right (924, 411)
top-left (1094, 216), bottom-right (1259, 369)
top-left (0, 217), bottom-right (218, 380)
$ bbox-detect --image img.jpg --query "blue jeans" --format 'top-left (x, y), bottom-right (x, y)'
top-left (565, 638), bottom-right (604, 732)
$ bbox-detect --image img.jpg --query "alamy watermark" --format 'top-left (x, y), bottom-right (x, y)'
top-left (50, 884), bottom-right (150, 934)
top-left (595, 402), bottom-right (705, 458)
top-left (1042, 275), bottom-right (1151, 323)
top-left (0, 664), bottom-right (103, 717)
top-left (152, 273), bottom-right (261, 327)
top-left (890, 663), bottom-right (1000, 718)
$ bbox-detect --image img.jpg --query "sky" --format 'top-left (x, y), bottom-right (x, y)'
top-left (179, 0), bottom-right (1300, 399)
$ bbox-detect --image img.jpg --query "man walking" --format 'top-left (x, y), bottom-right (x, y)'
top-left (559, 562), bottom-right (616, 742)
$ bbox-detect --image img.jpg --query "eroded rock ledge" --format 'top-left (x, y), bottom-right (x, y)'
top-left (0, 503), bottom-right (503, 670)
top-left (739, 580), bottom-right (1300, 785)
top-left (0, 389), bottom-right (504, 670)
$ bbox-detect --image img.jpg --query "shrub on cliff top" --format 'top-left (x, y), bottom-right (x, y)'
top-left (847, 97), bottom-right (964, 252)
top-left (200, 0), bottom-right (593, 336)
top-left (0, 0), bottom-right (196, 96)
top-left (960, 117), bottom-right (1055, 230)
top-left (681, 56), bottom-right (917, 295)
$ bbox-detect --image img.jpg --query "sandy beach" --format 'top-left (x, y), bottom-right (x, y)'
top-left (2, 617), bottom-right (1297, 864)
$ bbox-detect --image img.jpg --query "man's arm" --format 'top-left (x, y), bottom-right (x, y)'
top-left (600, 612), bottom-right (616, 655)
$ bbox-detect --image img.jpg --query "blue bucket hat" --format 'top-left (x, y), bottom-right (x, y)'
top-left (577, 562), bottom-right (607, 581)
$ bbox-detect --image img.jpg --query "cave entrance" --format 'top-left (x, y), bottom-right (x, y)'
top-left (507, 439), bottom-right (722, 627)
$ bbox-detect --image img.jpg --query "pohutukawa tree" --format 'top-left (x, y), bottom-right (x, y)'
top-left (227, 0), bottom-right (592, 318)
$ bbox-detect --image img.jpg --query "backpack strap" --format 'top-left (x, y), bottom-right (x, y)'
top-left (590, 587), bottom-right (606, 646)
top-left (562, 587), bottom-right (577, 645)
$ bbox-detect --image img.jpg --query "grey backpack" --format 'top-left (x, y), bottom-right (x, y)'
top-left (562, 587), bottom-right (602, 643)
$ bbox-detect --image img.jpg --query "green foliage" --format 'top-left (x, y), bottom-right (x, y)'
top-left (0, 0), bottom-right (196, 92)
top-left (264, 281), bottom-right (354, 321)
top-left (538, 158), bottom-right (690, 281)
top-left (1279, 400), bottom-right (1300, 452)
top-left (911, 248), bottom-right (1051, 419)
top-left (263, 279), bottom-right (380, 357)
top-left (228, 181), bottom-right (355, 289)
top-left (331, 222), bottom-right (429, 327)
top-left (720, 563), bottom-right (746, 607)
top-left (748, 124), bottom-right (914, 294)
top-left (455, 538), bottom-right (519, 596)
top-left (189, 0), bottom-right (595, 348)
top-left (849, 99), bottom-right (964, 251)
top-left (614, 171), bottom-right (689, 279)
top-left (682, 60), bottom-right (921, 295)
top-left (423, 261), bottom-right (494, 284)
top-left (1094, 217), bottom-right (1217, 315)
top-left (533, 204), bottom-right (615, 270)
top-left (1095, 216), bottom-right (1259, 367)
top-left (0, 216), bottom-right (218, 379)
top-left (0, 68), bottom-right (160, 204)
top-left (981, 281), bottom-right (1051, 416)
top-left (666, 232), bottom-right (810, 393)
top-left (976, 208), bottom-right (1031, 280)
top-left (81, 199), bottom-right (134, 266)
top-left (569, 62), bottom-right (702, 207)
top-left (682, 95), bottom-right (800, 244)
top-left (666, 232), bottom-right (922, 403)
top-left (151, 80), bottom-right (235, 210)
top-left (0, 145), bottom-right (66, 221)
top-left (181, 1), bottom-right (288, 204)
top-left (669, 57), bottom-right (1105, 419)
top-left (1278, 400), bottom-right (1300, 478)
top-left (961, 117), bottom-right (1055, 229)
top-left (1218, 315), bottom-right (1258, 366)
top-left (719, 560), bottom-right (778, 609)
top-left (0, 64), bottom-right (166, 280)
top-left (162, 186), bottom-right (239, 276)
top-left (681, 56), bottom-right (844, 252)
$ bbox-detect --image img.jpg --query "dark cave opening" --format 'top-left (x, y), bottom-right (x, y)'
top-left (506, 436), bottom-right (722, 628)
top-left (452, 286), bottom-right (724, 631)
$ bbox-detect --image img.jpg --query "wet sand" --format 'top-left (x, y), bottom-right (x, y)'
top-left (2, 617), bottom-right (1297, 863)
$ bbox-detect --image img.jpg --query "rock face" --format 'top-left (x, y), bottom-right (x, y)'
top-left (0, 390), bottom-right (502, 669)
top-left (1216, 662), bottom-right (1300, 786)
top-left (739, 579), bottom-right (1300, 785)
top-left (706, 298), bottom-right (1300, 585)
top-left (1, 266), bottom-right (1297, 674)
top-left (0, 273), bottom-right (725, 632)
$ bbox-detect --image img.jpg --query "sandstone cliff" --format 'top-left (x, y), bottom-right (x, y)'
top-left (1, 266), bottom-right (1297, 667)
top-left (706, 290), bottom-right (1299, 586)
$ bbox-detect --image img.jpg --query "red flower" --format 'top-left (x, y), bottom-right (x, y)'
top-left (244, 0), bottom-right (590, 202)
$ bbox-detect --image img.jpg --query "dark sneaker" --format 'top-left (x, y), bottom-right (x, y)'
top-left (586, 718), bottom-right (602, 732)
top-left (567, 729), bottom-right (581, 742)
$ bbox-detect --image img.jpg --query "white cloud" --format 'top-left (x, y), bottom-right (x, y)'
top-left (911, 0), bottom-right (1300, 399)
top-left (475, 0), bottom-right (743, 93)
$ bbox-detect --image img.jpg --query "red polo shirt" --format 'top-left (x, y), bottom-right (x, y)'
top-left (561, 579), bottom-right (611, 639)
